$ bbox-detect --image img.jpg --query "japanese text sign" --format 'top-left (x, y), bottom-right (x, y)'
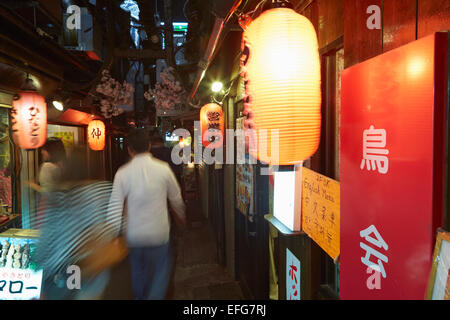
top-left (301, 167), bottom-right (340, 260)
top-left (286, 248), bottom-right (300, 300)
top-left (0, 267), bottom-right (42, 300)
top-left (340, 33), bottom-right (448, 299)
top-left (0, 237), bottom-right (42, 300)
top-left (53, 132), bottom-right (74, 150)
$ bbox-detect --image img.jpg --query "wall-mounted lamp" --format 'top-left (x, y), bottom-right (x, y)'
top-left (211, 81), bottom-right (223, 93)
top-left (52, 100), bottom-right (64, 111)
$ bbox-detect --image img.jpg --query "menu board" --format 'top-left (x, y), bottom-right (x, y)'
top-left (53, 131), bottom-right (74, 150)
top-left (235, 117), bottom-right (254, 216)
top-left (301, 167), bottom-right (340, 260)
top-left (0, 236), bottom-right (42, 300)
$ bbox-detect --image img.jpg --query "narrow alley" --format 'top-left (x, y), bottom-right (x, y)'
top-left (102, 198), bottom-right (244, 300)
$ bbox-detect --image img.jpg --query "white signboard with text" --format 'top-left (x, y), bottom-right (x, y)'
top-left (286, 248), bottom-right (300, 300)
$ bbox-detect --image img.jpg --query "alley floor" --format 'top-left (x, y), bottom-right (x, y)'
top-left (102, 199), bottom-right (244, 300)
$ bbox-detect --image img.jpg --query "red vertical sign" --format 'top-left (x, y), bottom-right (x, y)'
top-left (340, 33), bottom-right (448, 299)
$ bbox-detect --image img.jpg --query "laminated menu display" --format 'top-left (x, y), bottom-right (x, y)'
top-left (0, 234), bottom-right (42, 300)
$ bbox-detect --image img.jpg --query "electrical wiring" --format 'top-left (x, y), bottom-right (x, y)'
top-left (211, 76), bottom-right (238, 106)
top-left (245, 0), bottom-right (268, 19)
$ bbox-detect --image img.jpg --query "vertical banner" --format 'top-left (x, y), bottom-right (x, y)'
top-left (286, 248), bottom-right (300, 300)
top-left (340, 33), bottom-right (448, 299)
top-left (236, 117), bottom-right (254, 216)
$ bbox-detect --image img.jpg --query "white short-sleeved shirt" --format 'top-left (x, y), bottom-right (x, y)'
top-left (108, 153), bottom-right (185, 247)
top-left (39, 162), bottom-right (62, 192)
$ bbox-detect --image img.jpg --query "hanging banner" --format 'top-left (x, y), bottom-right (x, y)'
top-left (301, 167), bottom-right (340, 260)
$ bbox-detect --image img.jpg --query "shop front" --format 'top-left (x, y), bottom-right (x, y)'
top-left (0, 85), bottom-right (108, 299)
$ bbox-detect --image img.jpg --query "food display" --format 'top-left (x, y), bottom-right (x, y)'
top-left (0, 240), bottom-right (33, 269)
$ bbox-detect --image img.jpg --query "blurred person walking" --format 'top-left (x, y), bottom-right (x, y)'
top-left (108, 129), bottom-right (186, 300)
top-left (28, 137), bottom-right (66, 193)
top-left (149, 132), bottom-right (184, 299)
top-left (32, 146), bottom-right (121, 300)
top-left (27, 137), bottom-right (66, 228)
top-left (150, 133), bottom-right (182, 184)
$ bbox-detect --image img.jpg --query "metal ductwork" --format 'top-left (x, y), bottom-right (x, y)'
top-left (188, 0), bottom-right (242, 102)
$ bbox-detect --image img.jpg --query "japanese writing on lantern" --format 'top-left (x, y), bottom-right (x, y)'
top-left (206, 111), bottom-right (222, 143)
top-left (91, 127), bottom-right (102, 139)
top-left (360, 125), bottom-right (389, 174)
top-left (240, 36), bottom-right (254, 129)
top-left (360, 225), bottom-right (389, 279)
top-left (28, 104), bottom-right (42, 147)
top-left (10, 107), bottom-right (18, 135)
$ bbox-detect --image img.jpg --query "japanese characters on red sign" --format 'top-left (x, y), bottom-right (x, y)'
top-left (340, 33), bottom-right (448, 299)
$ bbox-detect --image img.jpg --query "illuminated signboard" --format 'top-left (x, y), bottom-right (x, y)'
top-left (165, 132), bottom-right (180, 142)
top-left (0, 237), bottom-right (42, 300)
top-left (273, 167), bottom-right (302, 232)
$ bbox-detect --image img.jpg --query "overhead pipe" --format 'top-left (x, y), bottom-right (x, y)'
top-left (188, 0), bottom-right (242, 103)
top-left (188, 17), bottom-right (225, 101)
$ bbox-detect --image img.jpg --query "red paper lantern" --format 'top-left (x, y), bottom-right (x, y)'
top-left (240, 4), bottom-right (321, 165)
top-left (11, 90), bottom-right (47, 149)
top-left (88, 120), bottom-right (105, 151)
top-left (200, 103), bottom-right (224, 149)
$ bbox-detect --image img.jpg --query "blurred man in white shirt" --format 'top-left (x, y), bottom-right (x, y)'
top-left (109, 129), bottom-right (186, 300)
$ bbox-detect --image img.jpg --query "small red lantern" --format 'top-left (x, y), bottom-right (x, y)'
top-left (88, 120), bottom-right (105, 151)
top-left (11, 87), bottom-right (47, 149)
top-left (200, 103), bottom-right (224, 149)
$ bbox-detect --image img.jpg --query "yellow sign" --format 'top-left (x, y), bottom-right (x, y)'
top-left (53, 132), bottom-right (74, 150)
top-left (301, 167), bottom-right (340, 260)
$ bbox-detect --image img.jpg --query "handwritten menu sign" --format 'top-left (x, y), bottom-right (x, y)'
top-left (301, 167), bottom-right (340, 260)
